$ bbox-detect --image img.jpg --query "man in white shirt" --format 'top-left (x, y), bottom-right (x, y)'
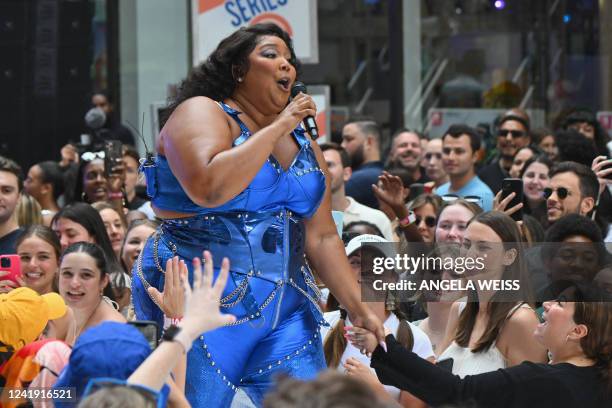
top-left (321, 143), bottom-right (394, 241)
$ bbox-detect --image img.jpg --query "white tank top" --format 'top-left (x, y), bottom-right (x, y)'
top-left (437, 302), bottom-right (532, 378)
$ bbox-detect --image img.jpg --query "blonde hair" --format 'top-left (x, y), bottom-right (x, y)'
top-left (16, 193), bottom-right (43, 227)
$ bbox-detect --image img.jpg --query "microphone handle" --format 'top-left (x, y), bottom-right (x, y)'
top-left (303, 116), bottom-right (319, 139)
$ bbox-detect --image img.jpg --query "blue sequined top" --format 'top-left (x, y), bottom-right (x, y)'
top-left (141, 102), bottom-right (326, 219)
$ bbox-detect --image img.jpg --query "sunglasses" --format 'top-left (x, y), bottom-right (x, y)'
top-left (543, 187), bottom-right (571, 199)
top-left (83, 377), bottom-right (163, 408)
top-left (498, 129), bottom-right (526, 138)
top-left (441, 194), bottom-right (481, 204)
top-left (416, 215), bottom-right (437, 228)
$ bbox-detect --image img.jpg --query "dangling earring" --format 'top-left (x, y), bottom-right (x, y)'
top-left (81, 192), bottom-right (88, 202)
top-left (237, 77), bottom-right (243, 83)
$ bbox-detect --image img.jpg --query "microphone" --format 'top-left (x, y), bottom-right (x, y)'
top-left (290, 81), bottom-right (319, 139)
top-left (85, 107), bottom-right (106, 130)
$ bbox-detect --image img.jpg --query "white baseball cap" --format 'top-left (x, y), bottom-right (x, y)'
top-left (345, 234), bottom-right (396, 259)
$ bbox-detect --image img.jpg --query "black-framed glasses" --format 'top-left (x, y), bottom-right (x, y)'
top-left (498, 129), bottom-right (526, 138)
top-left (543, 187), bottom-right (570, 199)
top-left (416, 215), bottom-right (437, 228)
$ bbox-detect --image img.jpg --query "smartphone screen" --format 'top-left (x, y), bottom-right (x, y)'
top-left (104, 140), bottom-right (123, 178)
top-left (604, 158), bottom-right (612, 181)
top-left (128, 320), bottom-right (160, 350)
top-left (501, 178), bottom-right (523, 221)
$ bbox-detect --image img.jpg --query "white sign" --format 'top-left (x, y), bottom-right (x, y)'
top-left (309, 85), bottom-right (330, 143)
top-left (192, 0), bottom-right (318, 65)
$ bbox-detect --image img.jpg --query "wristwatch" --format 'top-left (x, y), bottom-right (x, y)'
top-left (398, 211), bottom-right (417, 227)
top-left (162, 325), bottom-right (193, 353)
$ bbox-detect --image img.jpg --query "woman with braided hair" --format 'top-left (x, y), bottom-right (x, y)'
top-left (321, 234), bottom-right (434, 407)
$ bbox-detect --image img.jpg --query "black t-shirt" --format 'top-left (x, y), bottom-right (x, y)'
top-left (0, 228), bottom-right (24, 255)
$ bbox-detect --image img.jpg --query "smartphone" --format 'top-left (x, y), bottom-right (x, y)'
top-left (104, 140), bottom-right (123, 178)
top-left (604, 158), bottom-right (612, 181)
top-left (501, 178), bottom-right (523, 221)
top-left (0, 255), bottom-right (22, 285)
top-left (436, 358), bottom-right (454, 372)
top-left (128, 320), bottom-right (160, 350)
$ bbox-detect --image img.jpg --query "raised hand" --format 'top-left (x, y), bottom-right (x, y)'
top-left (148, 256), bottom-right (187, 319)
top-left (372, 171), bottom-right (409, 218)
top-left (179, 250), bottom-right (236, 338)
top-left (493, 190), bottom-right (523, 217)
top-left (591, 156), bottom-right (612, 196)
top-left (107, 159), bottom-right (126, 196)
top-left (343, 357), bottom-right (385, 393)
top-left (60, 143), bottom-right (79, 167)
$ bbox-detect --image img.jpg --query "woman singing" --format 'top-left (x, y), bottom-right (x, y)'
top-left (131, 24), bottom-right (384, 407)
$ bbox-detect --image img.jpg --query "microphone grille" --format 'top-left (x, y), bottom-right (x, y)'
top-left (290, 81), bottom-right (307, 98)
top-left (85, 108), bottom-right (106, 130)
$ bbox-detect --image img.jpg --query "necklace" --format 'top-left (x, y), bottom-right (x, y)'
top-left (75, 297), bottom-right (103, 338)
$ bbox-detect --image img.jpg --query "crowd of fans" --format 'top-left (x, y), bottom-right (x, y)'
top-left (0, 101), bottom-right (611, 407)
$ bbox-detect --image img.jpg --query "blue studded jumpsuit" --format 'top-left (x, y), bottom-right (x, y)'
top-left (132, 102), bottom-right (328, 407)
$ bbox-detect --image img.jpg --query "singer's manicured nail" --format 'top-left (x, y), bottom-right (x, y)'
top-left (380, 341), bottom-right (387, 352)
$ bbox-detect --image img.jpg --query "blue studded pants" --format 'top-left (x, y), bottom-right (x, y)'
top-left (132, 210), bottom-right (327, 407)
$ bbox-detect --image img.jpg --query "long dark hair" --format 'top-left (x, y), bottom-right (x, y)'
top-left (455, 211), bottom-right (535, 352)
top-left (71, 156), bottom-right (105, 205)
top-left (61, 242), bottom-right (115, 300)
top-left (51, 203), bottom-right (122, 274)
top-left (163, 23), bottom-right (299, 126)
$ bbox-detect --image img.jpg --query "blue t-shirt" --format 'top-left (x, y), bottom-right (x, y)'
top-left (436, 176), bottom-right (494, 211)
